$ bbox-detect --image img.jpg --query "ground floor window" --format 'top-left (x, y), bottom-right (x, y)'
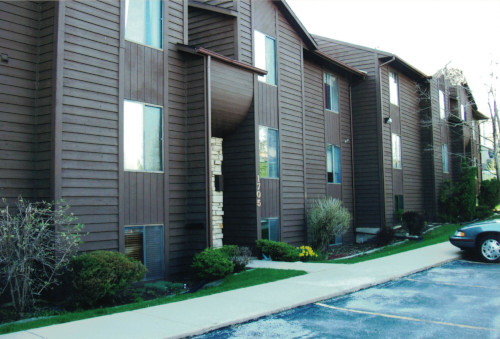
top-left (394, 195), bottom-right (404, 224)
top-left (261, 218), bottom-right (280, 242)
top-left (125, 225), bottom-right (164, 280)
top-left (327, 144), bottom-right (341, 183)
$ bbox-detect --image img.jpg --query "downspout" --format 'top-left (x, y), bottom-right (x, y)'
top-left (378, 56), bottom-right (395, 229)
top-left (349, 84), bottom-right (356, 240)
top-left (205, 55), bottom-right (213, 248)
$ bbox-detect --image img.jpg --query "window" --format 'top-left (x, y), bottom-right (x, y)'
top-left (255, 31), bottom-right (276, 85)
top-left (392, 134), bottom-right (402, 169)
top-left (324, 73), bottom-right (339, 112)
top-left (439, 89), bottom-right (446, 119)
top-left (327, 145), bottom-right (341, 183)
top-left (124, 100), bottom-right (163, 172)
top-left (442, 144), bottom-right (449, 173)
top-left (259, 126), bottom-right (279, 178)
top-left (461, 104), bottom-right (466, 121)
top-left (389, 71), bottom-right (399, 106)
top-left (394, 195), bottom-right (404, 224)
top-left (125, 0), bottom-right (162, 49)
top-left (261, 218), bottom-right (280, 241)
top-left (125, 225), bottom-right (164, 280)
top-left (472, 121), bottom-right (477, 140)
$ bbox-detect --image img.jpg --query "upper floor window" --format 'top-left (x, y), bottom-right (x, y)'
top-left (439, 89), bottom-right (446, 119)
top-left (442, 144), bottom-right (449, 173)
top-left (324, 73), bottom-right (339, 112)
top-left (255, 31), bottom-right (276, 85)
top-left (125, 0), bottom-right (162, 49)
top-left (389, 71), bottom-right (399, 106)
top-left (461, 104), bottom-right (466, 121)
top-left (124, 100), bottom-right (163, 172)
top-left (472, 121), bottom-right (477, 141)
top-left (392, 134), bottom-right (402, 169)
top-left (259, 126), bottom-right (279, 178)
top-left (327, 145), bottom-right (341, 183)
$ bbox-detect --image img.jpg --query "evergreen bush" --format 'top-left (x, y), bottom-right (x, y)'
top-left (475, 205), bottom-right (494, 219)
top-left (307, 197), bottom-right (352, 253)
top-left (402, 211), bottom-right (425, 236)
top-left (479, 178), bottom-right (500, 210)
top-left (191, 248), bottom-right (234, 281)
top-left (218, 245), bottom-right (251, 273)
top-left (70, 251), bottom-right (147, 307)
top-left (255, 239), bottom-right (300, 262)
top-left (376, 227), bottom-right (395, 246)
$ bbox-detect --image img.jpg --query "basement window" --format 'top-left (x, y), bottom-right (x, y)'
top-left (125, 225), bottom-right (164, 280)
top-left (125, 0), bottom-right (162, 49)
top-left (261, 218), bottom-right (280, 242)
top-left (124, 100), bottom-right (163, 172)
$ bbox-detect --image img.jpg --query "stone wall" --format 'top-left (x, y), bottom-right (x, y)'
top-left (211, 137), bottom-right (224, 248)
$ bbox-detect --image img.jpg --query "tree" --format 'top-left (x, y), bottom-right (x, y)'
top-left (487, 60), bottom-right (500, 188)
top-left (0, 197), bottom-right (84, 316)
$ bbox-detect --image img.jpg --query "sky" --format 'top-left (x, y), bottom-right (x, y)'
top-left (287, 0), bottom-right (500, 141)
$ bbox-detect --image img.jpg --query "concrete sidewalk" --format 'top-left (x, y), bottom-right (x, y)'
top-left (1, 242), bottom-right (461, 339)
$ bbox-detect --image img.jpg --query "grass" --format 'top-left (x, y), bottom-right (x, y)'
top-left (329, 223), bottom-right (463, 264)
top-left (0, 268), bottom-right (305, 335)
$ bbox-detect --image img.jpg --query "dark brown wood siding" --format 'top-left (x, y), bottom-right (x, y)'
top-left (304, 60), bottom-right (326, 202)
top-left (60, 0), bottom-right (120, 251)
top-left (188, 8), bottom-right (236, 59)
top-left (277, 10), bottom-right (305, 245)
top-left (0, 2), bottom-right (40, 202)
top-left (315, 37), bottom-right (382, 230)
top-left (237, 0), bottom-right (252, 64)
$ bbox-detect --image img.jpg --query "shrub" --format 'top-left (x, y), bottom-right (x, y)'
top-left (0, 197), bottom-right (83, 315)
top-left (402, 211), bottom-right (425, 236)
top-left (476, 205), bottom-right (494, 220)
top-left (479, 179), bottom-right (500, 210)
top-left (255, 239), bottom-right (300, 262)
top-left (307, 197), bottom-right (352, 253)
top-left (297, 246), bottom-right (319, 262)
top-left (191, 248), bottom-right (234, 281)
top-left (376, 227), bottom-right (395, 246)
top-left (439, 161), bottom-right (477, 222)
top-left (70, 251), bottom-right (147, 307)
top-left (218, 245), bottom-right (251, 273)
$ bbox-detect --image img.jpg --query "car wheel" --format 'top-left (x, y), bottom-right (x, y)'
top-left (477, 236), bottom-right (500, 263)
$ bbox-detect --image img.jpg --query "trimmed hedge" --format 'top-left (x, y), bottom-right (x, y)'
top-left (70, 251), bottom-right (147, 307)
top-left (191, 248), bottom-right (234, 281)
top-left (255, 239), bottom-right (300, 262)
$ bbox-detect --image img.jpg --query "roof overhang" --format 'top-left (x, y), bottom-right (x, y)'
top-left (304, 49), bottom-right (366, 82)
top-left (379, 56), bottom-right (430, 82)
top-left (274, 0), bottom-right (318, 50)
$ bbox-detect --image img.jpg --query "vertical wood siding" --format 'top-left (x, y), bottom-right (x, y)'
top-left (36, 2), bottom-right (55, 201)
top-left (60, 0), bottom-right (120, 251)
top-left (277, 11), bottom-right (305, 245)
top-left (380, 65), bottom-right (394, 225)
top-left (238, 0), bottom-right (252, 64)
top-left (0, 2), bottom-right (40, 202)
top-left (188, 8), bottom-right (235, 59)
top-left (315, 37), bottom-right (382, 229)
top-left (304, 60), bottom-right (326, 202)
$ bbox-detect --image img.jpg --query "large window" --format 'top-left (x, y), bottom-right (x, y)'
top-left (259, 126), bottom-right (279, 178)
top-left (125, 225), bottom-right (164, 280)
top-left (124, 100), bottom-right (163, 172)
top-left (439, 89), bottom-right (446, 119)
top-left (461, 103), bottom-right (466, 121)
top-left (255, 31), bottom-right (276, 85)
top-left (327, 145), bottom-right (341, 183)
top-left (324, 73), bottom-right (339, 112)
top-left (442, 144), bottom-right (449, 173)
top-left (261, 218), bottom-right (280, 242)
top-left (389, 71), bottom-right (399, 106)
top-left (125, 0), bottom-right (162, 49)
top-left (392, 134), bottom-right (402, 169)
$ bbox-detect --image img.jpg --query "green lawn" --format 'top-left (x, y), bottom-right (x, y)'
top-left (0, 268), bottom-right (305, 335)
top-left (330, 223), bottom-right (462, 264)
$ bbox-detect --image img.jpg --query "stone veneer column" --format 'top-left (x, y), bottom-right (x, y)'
top-left (211, 137), bottom-right (224, 248)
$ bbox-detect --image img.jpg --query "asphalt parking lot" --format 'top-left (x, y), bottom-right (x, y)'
top-left (194, 260), bottom-right (500, 339)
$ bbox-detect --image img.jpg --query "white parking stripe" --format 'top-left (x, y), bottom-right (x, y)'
top-left (315, 303), bottom-right (500, 332)
top-left (404, 278), bottom-right (500, 290)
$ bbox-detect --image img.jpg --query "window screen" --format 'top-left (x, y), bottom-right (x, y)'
top-left (125, 225), bottom-right (164, 280)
